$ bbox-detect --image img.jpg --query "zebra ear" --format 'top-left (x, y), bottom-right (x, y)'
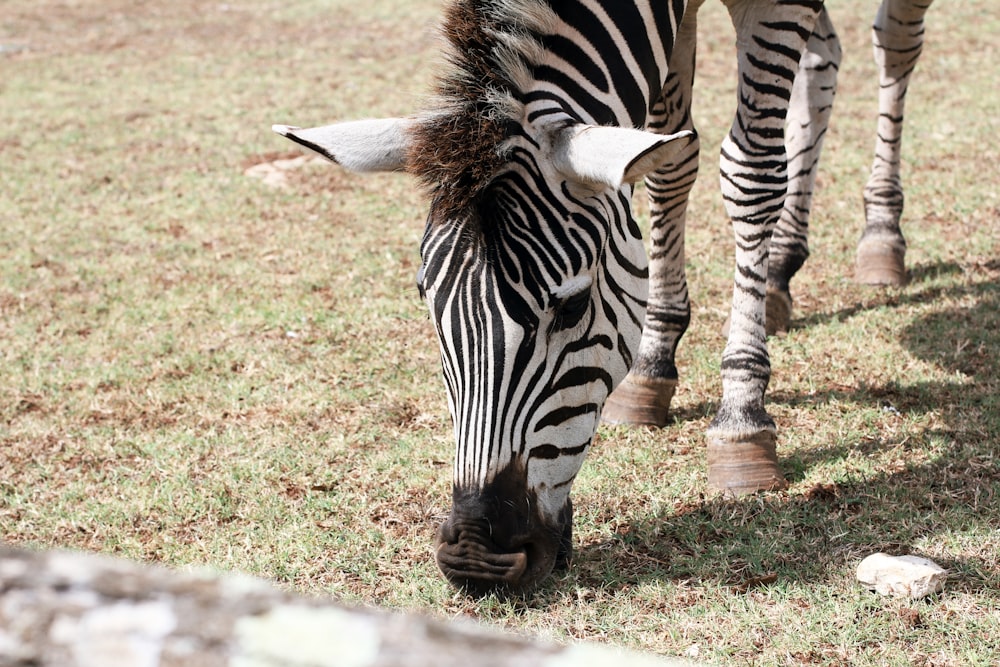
top-left (551, 124), bottom-right (695, 188)
top-left (271, 118), bottom-right (414, 172)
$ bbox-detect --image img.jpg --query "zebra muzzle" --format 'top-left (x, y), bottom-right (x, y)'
top-left (435, 471), bottom-right (572, 595)
top-left (435, 536), bottom-right (529, 588)
top-left (435, 518), bottom-right (535, 594)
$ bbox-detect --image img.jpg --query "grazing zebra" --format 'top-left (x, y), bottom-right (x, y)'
top-left (273, 0), bottom-right (931, 595)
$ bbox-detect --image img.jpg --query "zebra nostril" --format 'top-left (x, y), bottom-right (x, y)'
top-left (437, 517), bottom-right (459, 545)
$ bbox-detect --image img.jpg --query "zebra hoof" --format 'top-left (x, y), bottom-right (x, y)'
top-left (707, 429), bottom-right (787, 495)
top-left (720, 288), bottom-right (793, 339)
top-left (601, 374), bottom-right (677, 428)
top-left (855, 237), bottom-right (907, 286)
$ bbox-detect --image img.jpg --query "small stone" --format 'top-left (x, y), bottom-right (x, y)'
top-left (856, 553), bottom-right (947, 599)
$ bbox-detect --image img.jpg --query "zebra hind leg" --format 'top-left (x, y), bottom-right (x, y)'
top-left (719, 8), bottom-right (841, 338)
top-left (708, 0), bottom-right (824, 494)
top-left (766, 8), bottom-right (841, 334)
top-left (856, 0), bottom-right (934, 286)
top-left (602, 8), bottom-right (700, 428)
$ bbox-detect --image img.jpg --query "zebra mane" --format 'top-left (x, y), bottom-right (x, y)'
top-left (406, 0), bottom-right (557, 219)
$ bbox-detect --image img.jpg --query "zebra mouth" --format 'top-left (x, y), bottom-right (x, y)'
top-left (435, 538), bottom-right (530, 590)
top-left (435, 528), bottom-right (556, 597)
top-left (434, 516), bottom-right (543, 596)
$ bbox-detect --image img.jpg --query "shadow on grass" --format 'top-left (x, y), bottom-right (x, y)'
top-left (794, 258), bottom-right (999, 332)
top-left (572, 426), bottom-right (996, 589)
top-left (662, 258), bottom-right (997, 425)
top-left (554, 267), bottom-right (999, 600)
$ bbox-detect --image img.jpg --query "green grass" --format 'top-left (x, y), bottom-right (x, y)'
top-left (2, 1), bottom-right (999, 665)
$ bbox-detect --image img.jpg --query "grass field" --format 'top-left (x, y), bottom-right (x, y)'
top-left (2, 1), bottom-right (999, 665)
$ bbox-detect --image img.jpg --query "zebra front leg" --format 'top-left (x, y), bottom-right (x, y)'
top-left (708, 0), bottom-right (824, 494)
top-left (856, 0), bottom-right (934, 286)
top-left (766, 8), bottom-right (841, 334)
top-left (603, 8), bottom-right (701, 428)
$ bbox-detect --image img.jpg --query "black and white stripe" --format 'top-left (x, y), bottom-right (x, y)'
top-left (276, 0), bottom-right (935, 592)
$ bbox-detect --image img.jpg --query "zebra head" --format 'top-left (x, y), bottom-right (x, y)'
top-left (415, 123), bottom-right (693, 596)
top-left (275, 118), bottom-right (690, 595)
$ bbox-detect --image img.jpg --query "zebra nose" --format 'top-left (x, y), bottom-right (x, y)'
top-left (434, 519), bottom-right (533, 596)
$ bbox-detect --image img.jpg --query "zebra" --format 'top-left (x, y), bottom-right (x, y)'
top-left (605, 0), bottom-right (933, 418)
top-left (273, 0), bottom-right (931, 596)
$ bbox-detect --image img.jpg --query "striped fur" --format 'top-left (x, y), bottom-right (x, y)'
top-left (413, 0), bottom-right (831, 592)
top-left (275, 0), bottom-right (935, 594)
top-left (856, 0), bottom-right (934, 283)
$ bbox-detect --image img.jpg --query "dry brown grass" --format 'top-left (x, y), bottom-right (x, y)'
top-left (2, 1), bottom-right (999, 665)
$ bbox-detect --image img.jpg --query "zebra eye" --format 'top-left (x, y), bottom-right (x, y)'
top-left (553, 289), bottom-right (590, 331)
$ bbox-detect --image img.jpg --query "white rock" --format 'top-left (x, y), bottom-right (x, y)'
top-left (856, 553), bottom-right (947, 599)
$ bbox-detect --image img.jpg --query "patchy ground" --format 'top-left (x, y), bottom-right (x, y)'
top-left (2, 1), bottom-right (999, 665)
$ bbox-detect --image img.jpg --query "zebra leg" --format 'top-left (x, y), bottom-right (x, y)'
top-left (708, 0), bottom-right (824, 494)
top-left (602, 4), bottom-right (702, 428)
top-left (720, 8), bottom-right (841, 338)
top-left (765, 8), bottom-right (841, 333)
top-left (856, 0), bottom-right (934, 286)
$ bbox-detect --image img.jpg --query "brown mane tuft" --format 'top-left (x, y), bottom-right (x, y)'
top-left (406, 0), bottom-right (553, 220)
